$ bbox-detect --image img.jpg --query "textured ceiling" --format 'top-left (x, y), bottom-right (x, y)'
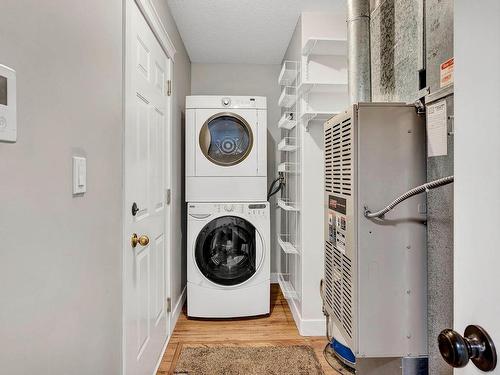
top-left (166, 0), bottom-right (346, 64)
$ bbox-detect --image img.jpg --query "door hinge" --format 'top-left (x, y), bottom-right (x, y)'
top-left (166, 80), bottom-right (172, 96)
top-left (165, 188), bottom-right (171, 205)
top-left (166, 297), bottom-right (172, 313)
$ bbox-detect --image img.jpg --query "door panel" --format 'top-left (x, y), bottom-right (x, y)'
top-left (153, 234), bottom-right (165, 325)
top-left (133, 95), bottom-right (150, 219)
top-left (125, 1), bottom-right (170, 374)
top-left (136, 248), bottom-right (151, 356)
top-left (150, 107), bottom-right (165, 212)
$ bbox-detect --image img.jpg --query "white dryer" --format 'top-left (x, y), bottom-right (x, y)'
top-left (187, 202), bottom-right (270, 318)
top-left (185, 96), bottom-right (267, 202)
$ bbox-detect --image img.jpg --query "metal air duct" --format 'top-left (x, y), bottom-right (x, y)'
top-left (347, 0), bottom-right (372, 103)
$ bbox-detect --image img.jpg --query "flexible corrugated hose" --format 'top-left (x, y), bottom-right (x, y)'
top-left (364, 175), bottom-right (454, 218)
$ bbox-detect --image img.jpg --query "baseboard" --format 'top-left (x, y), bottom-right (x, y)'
top-left (299, 317), bottom-right (326, 336)
top-left (270, 273), bottom-right (279, 283)
top-left (171, 285), bottom-right (187, 334)
top-left (285, 294), bottom-right (326, 337)
top-left (287, 295), bottom-right (302, 332)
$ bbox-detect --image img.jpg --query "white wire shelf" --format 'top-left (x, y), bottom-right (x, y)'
top-left (277, 198), bottom-right (300, 212)
top-left (278, 137), bottom-right (298, 152)
top-left (302, 37), bottom-right (347, 57)
top-left (278, 234), bottom-right (300, 255)
top-left (278, 112), bottom-right (297, 130)
top-left (278, 86), bottom-right (297, 108)
top-left (298, 81), bottom-right (348, 96)
top-left (277, 162), bottom-right (297, 174)
top-left (278, 273), bottom-right (300, 300)
top-left (278, 61), bottom-right (298, 86)
top-left (300, 111), bottom-right (339, 125)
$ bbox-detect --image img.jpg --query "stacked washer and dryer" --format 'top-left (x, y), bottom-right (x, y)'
top-left (185, 96), bottom-right (270, 318)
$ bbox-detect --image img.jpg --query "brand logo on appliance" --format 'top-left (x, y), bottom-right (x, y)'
top-left (329, 195), bottom-right (346, 214)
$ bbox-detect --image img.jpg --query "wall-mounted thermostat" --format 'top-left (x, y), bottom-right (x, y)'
top-left (0, 64), bottom-right (17, 142)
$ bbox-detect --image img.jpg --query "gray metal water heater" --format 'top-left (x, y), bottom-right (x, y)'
top-left (323, 103), bottom-right (428, 372)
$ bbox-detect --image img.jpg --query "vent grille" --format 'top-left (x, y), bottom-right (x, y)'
top-left (325, 241), bottom-right (353, 339)
top-left (324, 241), bottom-right (335, 312)
top-left (324, 126), bottom-right (333, 193)
top-left (325, 117), bottom-right (352, 196)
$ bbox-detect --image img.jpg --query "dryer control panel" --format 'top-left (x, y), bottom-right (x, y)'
top-left (221, 96), bottom-right (257, 108)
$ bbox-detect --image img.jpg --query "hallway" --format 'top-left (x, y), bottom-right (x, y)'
top-left (157, 285), bottom-right (346, 374)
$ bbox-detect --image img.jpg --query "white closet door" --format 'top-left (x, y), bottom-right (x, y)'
top-left (124, 1), bottom-right (170, 374)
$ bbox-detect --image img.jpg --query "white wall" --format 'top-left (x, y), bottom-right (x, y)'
top-left (454, 1), bottom-right (500, 371)
top-left (0, 1), bottom-right (191, 373)
top-left (152, 0), bottom-right (192, 318)
top-left (0, 1), bottom-right (123, 373)
top-left (191, 63), bottom-right (282, 274)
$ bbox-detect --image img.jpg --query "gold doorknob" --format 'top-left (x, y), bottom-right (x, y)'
top-left (131, 233), bottom-right (150, 248)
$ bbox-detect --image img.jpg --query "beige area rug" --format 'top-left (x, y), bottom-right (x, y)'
top-left (174, 344), bottom-right (325, 375)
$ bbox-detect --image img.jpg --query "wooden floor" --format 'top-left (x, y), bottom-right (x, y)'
top-left (157, 284), bottom-right (347, 374)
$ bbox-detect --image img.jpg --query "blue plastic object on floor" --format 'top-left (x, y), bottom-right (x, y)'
top-left (331, 338), bottom-right (356, 368)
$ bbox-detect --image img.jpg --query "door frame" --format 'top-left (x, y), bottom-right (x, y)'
top-left (122, 0), bottom-right (176, 373)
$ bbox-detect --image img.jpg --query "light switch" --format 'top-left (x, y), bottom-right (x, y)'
top-left (73, 156), bottom-right (86, 194)
top-left (0, 64), bottom-right (17, 143)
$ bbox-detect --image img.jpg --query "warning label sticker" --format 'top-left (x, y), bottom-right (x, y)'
top-left (440, 57), bottom-right (454, 88)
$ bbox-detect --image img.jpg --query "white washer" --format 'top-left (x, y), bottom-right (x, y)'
top-left (185, 96), bottom-right (267, 202)
top-left (187, 202), bottom-right (270, 318)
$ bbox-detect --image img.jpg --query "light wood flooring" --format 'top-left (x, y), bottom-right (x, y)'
top-left (157, 284), bottom-right (347, 374)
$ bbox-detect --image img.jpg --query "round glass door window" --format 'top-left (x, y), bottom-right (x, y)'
top-left (195, 216), bottom-right (257, 286)
top-left (199, 113), bottom-right (253, 166)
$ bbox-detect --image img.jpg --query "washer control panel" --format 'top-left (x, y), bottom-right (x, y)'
top-left (247, 203), bottom-right (267, 216)
top-left (188, 203), bottom-right (268, 217)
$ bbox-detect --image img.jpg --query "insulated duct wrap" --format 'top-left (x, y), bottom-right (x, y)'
top-left (347, 0), bottom-right (372, 103)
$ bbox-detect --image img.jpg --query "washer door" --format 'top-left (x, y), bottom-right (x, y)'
top-left (199, 112), bottom-right (253, 167)
top-left (195, 216), bottom-right (260, 286)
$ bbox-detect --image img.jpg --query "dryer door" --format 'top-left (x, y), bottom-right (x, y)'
top-left (195, 216), bottom-right (262, 286)
top-left (195, 109), bottom-right (259, 176)
top-left (199, 112), bottom-right (253, 166)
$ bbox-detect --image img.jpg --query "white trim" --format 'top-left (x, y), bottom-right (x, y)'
top-left (171, 286), bottom-right (187, 334)
top-left (165, 58), bottom-right (174, 336)
top-left (300, 317), bottom-right (326, 336)
top-left (152, 287), bottom-right (186, 375)
top-left (134, 0), bottom-right (177, 60)
top-left (285, 294), bottom-right (326, 337)
top-left (152, 335), bottom-right (170, 375)
top-left (287, 295), bottom-right (302, 332)
top-left (270, 272), bottom-right (279, 283)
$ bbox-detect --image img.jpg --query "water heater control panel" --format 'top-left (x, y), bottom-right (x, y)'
top-left (328, 195), bottom-right (347, 252)
top-left (0, 64), bottom-right (17, 142)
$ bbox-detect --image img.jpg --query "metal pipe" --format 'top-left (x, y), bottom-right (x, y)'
top-left (347, 0), bottom-right (372, 103)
